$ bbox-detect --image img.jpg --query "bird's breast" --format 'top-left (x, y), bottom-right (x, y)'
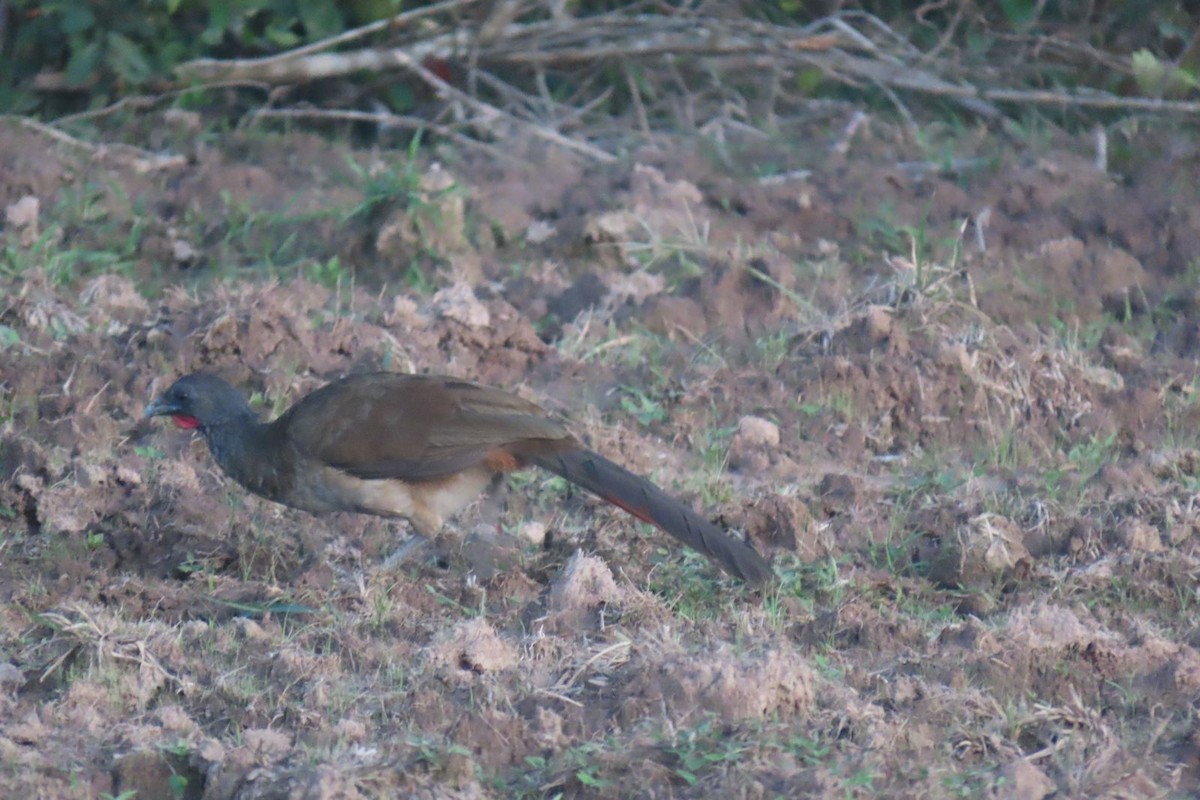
top-left (283, 463), bottom-right (495, 522)
top-left (293, 465), bottom-right (421, 516)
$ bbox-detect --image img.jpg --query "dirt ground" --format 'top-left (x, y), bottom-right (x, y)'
top-left (3, 110), bottom-right (1200, 799)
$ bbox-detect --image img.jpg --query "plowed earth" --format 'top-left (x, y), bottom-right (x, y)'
top-left (2, 115), bottom-right (1200, 798)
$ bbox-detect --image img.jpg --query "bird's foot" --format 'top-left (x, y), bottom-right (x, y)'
top-left (379, 536), bottom-right (431, 570)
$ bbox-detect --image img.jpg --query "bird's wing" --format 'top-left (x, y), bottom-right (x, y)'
top-left (280, 373), bottom-right (573, 481)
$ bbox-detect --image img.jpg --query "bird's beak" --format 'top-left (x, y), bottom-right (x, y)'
top-left (144, 396), bottom-right (173, 419)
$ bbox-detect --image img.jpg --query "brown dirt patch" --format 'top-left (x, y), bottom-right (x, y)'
top-left (2, 112), bottom-right (1200, 797)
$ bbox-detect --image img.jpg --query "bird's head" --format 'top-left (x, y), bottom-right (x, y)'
top-left (144, 373), bottom-right (256, 431)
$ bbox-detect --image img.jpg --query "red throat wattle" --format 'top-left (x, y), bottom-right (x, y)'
top-left (172, 415), bottom-right (200, 430)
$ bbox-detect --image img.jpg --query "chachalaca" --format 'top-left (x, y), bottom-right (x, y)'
top-left (144, 372), bottom-right (773, 584)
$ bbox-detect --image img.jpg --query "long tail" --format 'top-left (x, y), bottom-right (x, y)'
top-left (529, 449), bottom-right (773, 585)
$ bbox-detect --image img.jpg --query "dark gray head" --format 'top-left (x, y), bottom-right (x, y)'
top-left (144, 372), bottom-right (257, 430)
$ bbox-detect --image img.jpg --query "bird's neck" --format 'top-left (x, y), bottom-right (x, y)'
top-left (201, 417), bottom-right (289, 499)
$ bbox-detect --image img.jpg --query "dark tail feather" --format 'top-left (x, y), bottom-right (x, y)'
top-left (530, 449), bottom-right (773, 585)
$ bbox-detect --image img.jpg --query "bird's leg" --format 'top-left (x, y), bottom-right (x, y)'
top-left (378, 507), bottom-right (444, 570)
top-left (455, 473), bottom-right (525, 579)
top-left (378, 530), bottom-right (430, 570)
top-left (477, 472), bottom-right (509, 538)
top-left (430, 526), bottom-right (469, 568)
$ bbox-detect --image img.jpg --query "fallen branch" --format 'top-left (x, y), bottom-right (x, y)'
top-left (53, 80), bottom-right (271, 126)
top-left (981, 88), bottom-right (1200, 113)
top-left (248, 107), bottom-right (520, 163)
top-left (7, 116), bottom-right (187, 173)
top-left (266, 0), bottom-right (483, 63)
top-left (387, 46), bottom-right (617, 163)
top-left (157, 8), bottom-right (1200, 168)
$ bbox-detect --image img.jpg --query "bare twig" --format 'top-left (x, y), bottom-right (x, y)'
top-left (1093, 124), bottom-right (1108, 173)
top-left (831, 110), bottom-right (867, 156)
top-left (982, 88), bottom-right (1200, 113)
top-left (248, 107), bottom-right (519, 163)
top-left (623, 61), bottom-right (651, 137)
top-left (389, 47), bottom-right (616, 163)
top-left (231, 0), bottom-right (483, 66)
top-left (7, 116), bottom-right (186, 173)
top-left (150, 6), bottom-right (1200, 170)
top-left (54, 81), bottom-right (270, 126)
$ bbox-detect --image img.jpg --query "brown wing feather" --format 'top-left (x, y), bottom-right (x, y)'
top-left (278, 373), bottom-right (574, 481)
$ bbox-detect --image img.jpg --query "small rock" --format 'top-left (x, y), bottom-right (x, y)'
top-left (631, 163), bottom-right (703, 205)
top-left (388, 294), bottom-right (423, 329)
top-left (735, 416), bottom-right (780, 448)
top-left (584, 210), bottom-right (635, 243)
top-left (163, 108), bottom-right (202, 133)
top-left (729, 415), bottom-right (780, 471)
top-left (623, 646), bottom-right (814, 724)
top-left (1116, 519), bottom-right (1163, 553)
top-left (1100, 328), bottom-right (1143, 371)
top-left (928, 513), bottom-right (1031, 589)
top-left (15, 473), bottom-right (41, 495)
top-left (156, 705), bottom-right (195, 734)
top-left (525, 220), bottom-right (557, 244)
top-left (201, 312), bottom-right (239, 352)
top-left (0, 663), bottom-right (24, 692)
top-left (550, 551), bottom-right (622, 611)
top-left (115, 466), bottom-right (142, 486)
top-left (1080, 363), bottom-right (1123, 391)
top-left (608, 271), bottom-right (666, 304)
top-left (431, 618), bottom-right (518, 676)
top-left (377, 164), bottom-right (468, 258)
top-left (8, 710), bottom-right (46, 745)
top-left (1036, 236), bottom-right (1087, 277)
top-left (817, 473), bottom-right (859, 514)
top-left (725, 494), bottom-right (819, 557)
top-left (582, 211), bottom-right (639, 268)
top-left (5, 195), bottom-right (39, 247)
top-left (520, 521), bottom-right (547, 546)
top-left (937, 341), bottom-right (972, 372)
top-left (37, 485), bottom-right (96, 534)
top-left (642, 295), bottom-right (708, 339)
top-left (436, 750), bottom-right (477, 790)
top-left (196, 737), bottom-right (226, 764)
top-left (431, 283), bottom-right (490, 330)
top-left (171, 237), bottom-right (199, 266)
top-left (333, 718), bottom-right (367, 743)
top-left (534, 707), bottom-right (567, 749)
top-left (1098, 770), bottom-right (1163, 798)
top-left (78, 463), bottom-right (109, 487)
top-left (232, 617), bottom-right (271, 643)
top-left (993, 758), bottom-right (1055, 800)
top-left (80, 275), bottom-right (150, 320)
top-left (113, 751), bottom-right (184, 800)
top-left (243, 728), bottom-right (292, 765)
top-left (863, 305), bottom-right (894, 343)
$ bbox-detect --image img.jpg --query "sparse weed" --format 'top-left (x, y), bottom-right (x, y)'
top-left (656, 715), bottom-right (746, 786)
top-left (342, 136), bottom-right (429, 225)
top-left (616, 385), bottom-right (668, 429)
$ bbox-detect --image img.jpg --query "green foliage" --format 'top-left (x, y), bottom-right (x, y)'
top-left (0, 0), bottom-right (372, 113)
top-left (0, 324), bottom-right (21, 350)
top-left (1132, 48), bottom-right (1200, 95)
top-left (4, 1), bottom-right (190, 111)
top-left (656, 716), bottom-right (746, 786)
top-left (307, 255), bottom-right (350, 288)
top-left (617, 385), bottom-right (668, 429)
top-left (342, 135), bottom-right (429, 224)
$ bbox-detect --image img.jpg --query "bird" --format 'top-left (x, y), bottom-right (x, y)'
top-left (144, 372), bottom-right (773, 584)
